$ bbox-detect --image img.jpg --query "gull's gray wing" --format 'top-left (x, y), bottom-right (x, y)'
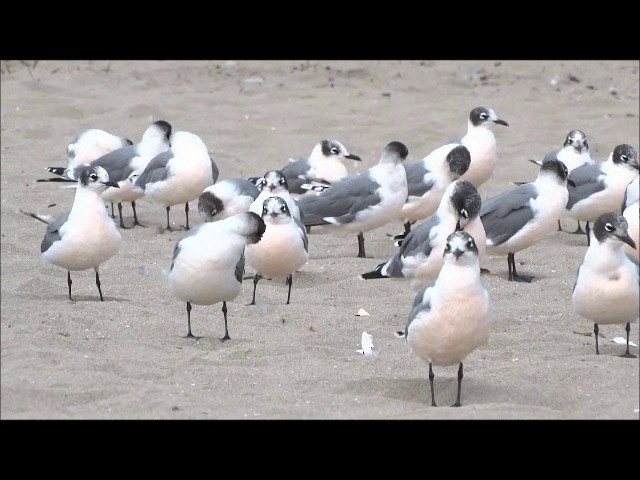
top-left (135, 150), bottom-right (175, 189)
top-left (41, 212), bottom-right (70, 253)
top-left (404, 161), bottom-right (434, 198)
top-left (566, 164), bottom-right (606, 210)
top-left (384, 215), bottom-right (440, 277)
top-left (228, 178), bottom-right (260, 199)
top-left (542, 149), bottom-right (560, 164)
top-left (405, 285), bottom-right (434, 337)
top-left (297, 172), bottom-right (381, 226)
top-left (294, 216), bottom-right (309, 253)
top-left (69, 145), bottom-right (139, 182)
top-left (235, 252), bottom-right (245, 283)
top-left (280, 158), bottom-right (311, 195)
top-left (480, 183), bottom-right (538, 246)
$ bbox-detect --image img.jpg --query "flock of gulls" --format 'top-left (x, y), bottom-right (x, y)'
top-left (23, 106), bottom-right (639, 407)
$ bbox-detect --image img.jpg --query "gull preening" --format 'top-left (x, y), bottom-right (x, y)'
top-left (167, 212), bottom-right (266, 341)
top-left (198, 178), bottom-right (260, 222)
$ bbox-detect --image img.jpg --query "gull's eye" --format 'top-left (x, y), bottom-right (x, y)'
top-left (90, 173), bottom-right (98, 180)
top-left (263, 206), bottom-right (268, 214)
top-left (279, 177), bottom-right (286, 184)
top-left (604, 223), bottom-right (614, 232)
top-left (621, 155), bottom-right (628, 162)
top-left (460, 208), bottom-right (468, 218)
top-left (330, 147), bottom-right (339, 155)
top-left (480, 112), bottom-right (488, 120)
top-left (467, 238), bottom-right (474, 248)
top-left (444, 243), bottom-right (451, 251)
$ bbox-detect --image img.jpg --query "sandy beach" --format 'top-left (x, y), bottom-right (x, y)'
top-left (1, 59), bottom-right (638, 419)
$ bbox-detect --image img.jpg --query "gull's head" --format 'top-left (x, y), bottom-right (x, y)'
top-left (142, 120), bottom-right (172, 145)
top-left (78, 165), bottom-right (119, 191)
top-left (261, 195), bottom-right (291, 222)
top-left (593, 212), bottom-right (636, 250)
top-left (380, 141), bottom-right (409, 165)
top-left (448, 179), bottom-right (481, 230)
top-left (316, 139), bottom-right (361, 163)
top-left (611, 144), bottom-right (639, 172)
top-left (446, 144), bottom-right (471, 180)
top-left (469, 106), bottom-right (509, 129)
top-left (564, 130), bottom-right (588, 153)
top-left (443, 231), bottom-right (480, 266)
top-left (540, 158), bottom-right (571, 186)
top-left (198, 191), bottom-right (224, 222)
top-left (262, 170), bottom-right (288, 192)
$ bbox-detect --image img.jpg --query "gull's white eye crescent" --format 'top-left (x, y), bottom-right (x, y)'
top-left (480, 112), bottom-right (488, 120)
top-left (604, 223), bottom-right (614, 232)
top-left (90, 173), bottom-right (98, 180)
top-left (330, 147), bottom-right (339, 155)
top-left (460, 209), bottom-right (468, 218)
top-left (621, 155), bottom-right (628, 162)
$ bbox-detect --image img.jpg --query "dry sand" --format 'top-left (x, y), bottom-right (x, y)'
top-left (1, 60), bottom-right (638, 419)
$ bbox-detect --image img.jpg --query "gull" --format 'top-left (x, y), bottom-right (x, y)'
top-left (404, 231), bottom-right (491, 407)
top-left (21, 166), bottom-right (122, 301)
top-left (48, 128), bottom-right (133, 173)
top-left (41, 120), bottom-right (172, 229)
top-left (134, 130), bottom-right (218, 231)
top-left (360, 179), bottom-right (483, 290)
top-left (622, 176), bottom-right (639, 262)
top-left (527, 129), bottom-right (595, 234)
top-left (298, 141), bottom-right (409, 258)
top-left (198, 178), bottom-right (260, 222)
top-left (279, 139), bottom-right (362, 198)
top-left (245, 196), bottom-right (309, 305)
top-left (395, 143), bottom-right (471, 240)
top-left (480, 159), bottom-right (572, 282)
top-left (566, 144), bottom-right (639, 245)
top-left (572, 212), bottom-right (638, 357)
top-left (529, 129), bottom-right (594, 172)
top-left (167, 212), bottom-right (266, 341)
top-left (249, 170), bottom-right (302, 221)
top-left (452, 106), bottom-right (509, 188)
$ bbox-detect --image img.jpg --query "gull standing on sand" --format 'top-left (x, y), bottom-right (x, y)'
top-left (480, 159), bottom-right (572, 282)
top-left (360, 179), bottom-right (483, 290)
top-left (572, 212), bottom-right (639, 357)
top-left (198, 178), bottom-right (260, 222)
top-left (452, 106), bottom-right (509, 188)
top-left (404, 231), bottom-right (491, 407)
top-left (529, 130), bottom-right (594, 172)
top-left (565, 144), bottom-right (639, 245)
top-left (21, 166), bottom-right (122, 301)
top-left (395, 143), bottom-right (471, 240)
top-left (528, 129), bottom-right (595, 234)
top-left (278, 139), bottom-right (362, 198)
top-left (134, 130), bottom-right (218, 231)
top-left (167, 212), bottom-right (266, 341)
top-left (297, 141), bottom-right (409, 258)
top-left (245, 196), bottom-right (309, 305)
top-left (621, 176), bottom-right (639, 262)
top-left (41, 120), bottom-right (173, 229)
top-left (249, 170), bottom-right (302, 221)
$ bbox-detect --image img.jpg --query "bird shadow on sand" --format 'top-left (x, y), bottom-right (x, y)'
top-left (341, 375), bottom-right (519, 407)
top-left (52, 294), bottom-right (132, 303)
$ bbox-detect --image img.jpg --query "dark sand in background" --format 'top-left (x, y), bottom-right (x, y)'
top-left (1, 60), bottom-right (638, 419)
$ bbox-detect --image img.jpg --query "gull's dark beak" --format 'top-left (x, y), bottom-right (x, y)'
top-left (453, 249), bottom-right (465, 260)
top-left (104, 181), bottom-right (120, 188)
top-left (125, 138), bottom-right (134, 146)
top-left (618, 234), bottom-right (637, 250)
top-left (576, 145), bottom-right (583, 153)
top-left (344, 154), bottom-right (361, 161)
top-left (567, 179), bottom-right (576, 187)
top-left (269, 212), bottom-right (278, 218)
top-left (455, 220), bottom-right (462, 231)
top-left (631, 163), bottom-right (639, 171)
top-left (493, 119), bottom-right (509, 126)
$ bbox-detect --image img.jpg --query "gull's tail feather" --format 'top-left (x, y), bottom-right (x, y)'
top-left (19, 209), bottom-right (53, 225)
top-left (360, 262), bottom-right (389, 280)
top-left (46, 166), bottom-right (67, 176)
top-left (528, 159), bottom-right (542, 167)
